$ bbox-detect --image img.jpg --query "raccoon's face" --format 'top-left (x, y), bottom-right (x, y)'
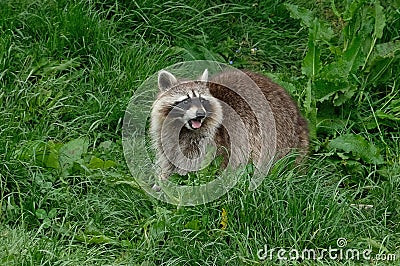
top-left (170, 89), bottom-right (213, 130)
top-left (153, 69), bottom-right (223, 132)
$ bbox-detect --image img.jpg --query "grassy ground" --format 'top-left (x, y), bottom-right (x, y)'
top-left (1, 0), bottom-right (399, 265)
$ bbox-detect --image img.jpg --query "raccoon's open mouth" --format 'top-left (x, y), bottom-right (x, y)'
top-left (188, 118), bottom-right (203, 130)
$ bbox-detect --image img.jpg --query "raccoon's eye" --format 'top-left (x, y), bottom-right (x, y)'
top-left (200, 98), bottom-right (207, 103)
top-left (183, 100), bottom-right (189, 104)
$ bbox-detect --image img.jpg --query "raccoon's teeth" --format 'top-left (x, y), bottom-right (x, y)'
top-left (190, 120), bottom-right (202, 129)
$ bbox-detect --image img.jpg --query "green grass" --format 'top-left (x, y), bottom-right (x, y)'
top-left (1, 0), bottom-right (399, 265)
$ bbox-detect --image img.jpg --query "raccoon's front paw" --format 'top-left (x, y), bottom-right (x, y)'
top-left (152, 173), bottom-right (169, 192)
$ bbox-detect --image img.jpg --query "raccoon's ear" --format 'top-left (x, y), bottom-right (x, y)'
top-left (199, 69), bottom-right (208, 82)
top-left (158, 70), bottom-right (178, 91)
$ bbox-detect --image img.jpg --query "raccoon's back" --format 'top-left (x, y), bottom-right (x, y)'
top-left (209, 70), bottom-right (308, 160)
top-left (242, 70), bottom-right (309, 153)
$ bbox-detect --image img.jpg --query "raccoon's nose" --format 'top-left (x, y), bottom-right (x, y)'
top-left (196, 110), bottom-right (206, 119)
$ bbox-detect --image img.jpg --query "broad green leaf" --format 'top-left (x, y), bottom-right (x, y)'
top-left (374, 41), bottom-right (400, 59)
top-left (44, 147), bottom-right (60, 169)
top-left (318, 35), bottom-right (365, 82)
top-left (329, 134), bottom-right (384, 164)
top-left (340, 35), bottom-right (365, 75)
top-left (342, 0), bottom-right (368, 21)
top-left (375, 110), bottom-right (400, 122)
top-left (332, 86), bottom-right (356, 106)
top-left (286, 4), bottom-right (333, 42)
top-left (316, 118), bottom-right (347, 135)
top-left (47, 208), bottom-right (57, 219)
top-left (87, 157), bottom-right (104, 169)
top-left (373, 1), bottom-right (385, 39)
top-left (285, 4), bottom-right (314, 28)
top-left (42, 141), bottom-right (63, 169)
top-left (104, 160), bottom-right (117, 169)
top-left (318, 20), bottom-right (334, 41)
top-left (314, 79), bottom-right (357, 106)
top-left (302, 21), bottom-right (321, 79)
top-left (87, 156), bottom-right (117, 170)
top-left (185, 219), bottom-right (201, 230)
top-left (366, 58), bottom-right (398, 86)
top-left (313, 79), bottom-right (353, 104)
top-left (365, 41), bottom-right (400, 84)
top-left (42, 218), bottom-right (51, 229)
top-left (59, 138), bottom-right (89, 174)
top-left (304, 80), bottom-right (312, 111)
top-left (35, 209), bottom-right (47, 219)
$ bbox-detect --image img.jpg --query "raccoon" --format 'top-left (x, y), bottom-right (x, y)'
top-left (150, 68), bottom-right (308, 184)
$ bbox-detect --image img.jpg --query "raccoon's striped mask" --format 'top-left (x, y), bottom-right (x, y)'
top-left (157, 69), bottom-right (215, 131)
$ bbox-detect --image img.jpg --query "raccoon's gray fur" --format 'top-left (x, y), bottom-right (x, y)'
top-left (150, 69), bottom-right (308, 182)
